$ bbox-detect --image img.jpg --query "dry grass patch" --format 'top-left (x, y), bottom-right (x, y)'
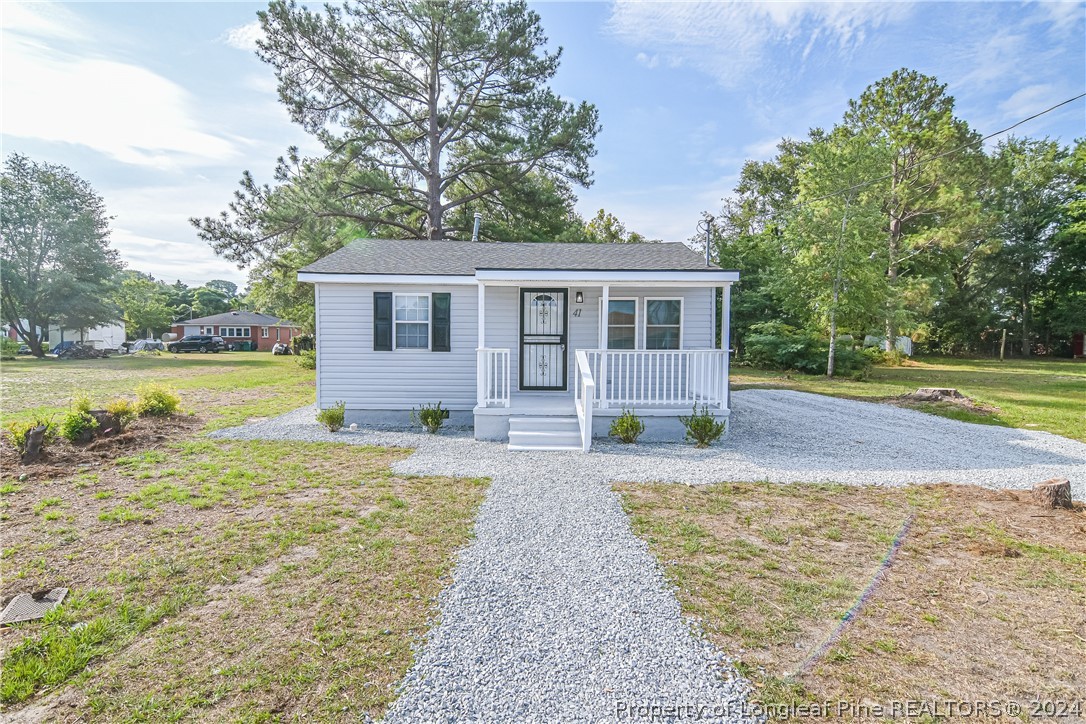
top-left (1, 439), bottom-right (487, 721)
top-left (617, 482), bottom-right (1086, 716)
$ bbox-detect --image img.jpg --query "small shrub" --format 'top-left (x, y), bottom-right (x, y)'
top-left (609, 408), bottom-right (645, 444)
top-left (105, 399), bottom-right (137, 431)
top-left (411, 402), bottom-right (449, 434)
top-left (60, 397), bottom-right (98, 443)
top-left (7, 418), bottom-right (56, 454)
top-left (679, 403), bottom-right (727, 448)
top-left (743, 322), bottom-right (872, 376)
top-left (0, 338), bottom-right (20, 360)
top-left (135, 384), bottom-right (181, 417)
top-left (316, 401), bottom-right (346, 432)
top-left (296, 349), bottom-right (316, 369)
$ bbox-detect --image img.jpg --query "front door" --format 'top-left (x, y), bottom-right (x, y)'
top-left (520, 289), bottom-right (567, 390)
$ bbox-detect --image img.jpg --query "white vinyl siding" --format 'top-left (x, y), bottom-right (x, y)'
top-left (316, 284), bottom-right (477, 410)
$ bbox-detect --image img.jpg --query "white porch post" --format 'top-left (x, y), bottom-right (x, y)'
top-left (599, 284), bottom-right (609, 409)
top-left (477, 283), bottom-right (486, 407)
top-left (721, 283), bottom-right (731, 410)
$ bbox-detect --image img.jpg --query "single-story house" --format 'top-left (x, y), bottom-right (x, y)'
top-left (4, 320), bottom-right (126, 351)
top-left (171, 311), bottom-right (300, 351)
top-left (299, 239), bottom-right (738, 451)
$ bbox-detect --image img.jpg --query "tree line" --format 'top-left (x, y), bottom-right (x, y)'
top-left (709, 69), bottom-right (1084, 366)
top-left (0, 153), bottom-right (245, 356)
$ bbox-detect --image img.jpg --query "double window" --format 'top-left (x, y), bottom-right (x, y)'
top-left (261, 327), bottom-right (269, 338)
top-left (605, 298), bottom-right (682, 350)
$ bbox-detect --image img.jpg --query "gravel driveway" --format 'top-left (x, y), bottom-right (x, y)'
top-left (210, 389), bottom-right (1086, 722)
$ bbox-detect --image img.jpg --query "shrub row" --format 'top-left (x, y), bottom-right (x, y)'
top-left (742, 322), bottom-right (873, 376)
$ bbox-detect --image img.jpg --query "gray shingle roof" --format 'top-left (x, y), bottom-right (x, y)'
top-left (299, 239), bottom-right (725, 276)
top-left (178, 311), bottom-right (295, 327)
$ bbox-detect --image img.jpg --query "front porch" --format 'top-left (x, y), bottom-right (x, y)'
top-left (470, 272), bottom-right (735, 450)
top-left (474, 347), bottom-right (730, 448)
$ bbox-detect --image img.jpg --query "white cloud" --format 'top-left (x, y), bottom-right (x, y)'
top-left (636, 51), bottom-right (659, 69)
top-left (1, 4), bottom-right (241, 170)
top-left (998, 83), bottom-right (1060, 120)
top-left (607, 1), bottom-right (914, 87)
top-left (223, 20), bottom-right (263, 51)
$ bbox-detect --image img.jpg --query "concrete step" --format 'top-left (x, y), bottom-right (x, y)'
top-left (508, 416), bottom-right (580, 432)
top-left (507, 416), bottom-right (583, 451)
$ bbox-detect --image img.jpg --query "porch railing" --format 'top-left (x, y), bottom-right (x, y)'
top-left (476, 347), bottom-right (510, 407)
top-left (582, 349), bottom-right (729, 410)
top-left (574, 350), bottom-right (595, 452)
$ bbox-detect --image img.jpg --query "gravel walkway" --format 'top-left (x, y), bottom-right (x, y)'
top-left (210, 389), bottom-right (1086, 722)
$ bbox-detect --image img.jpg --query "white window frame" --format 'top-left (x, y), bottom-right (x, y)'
top-left (220, 326), bottom-right (251, 338)
top-left (392, 292), bottom-right (431, 351)
top-left (261, 327), bottom-right (269, 338)
top-left (644, 297), bottom-right (683, 350)
top-left (599, 297), bottom-right (638, 350)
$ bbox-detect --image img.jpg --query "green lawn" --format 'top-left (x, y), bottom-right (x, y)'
top-left (0, 352), bottom-right (315, 431)
top-left (733, 356), bottom-right (1086, 441)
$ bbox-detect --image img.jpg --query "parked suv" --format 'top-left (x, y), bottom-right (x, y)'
top-left (167, 335), bottom-right (225, 354)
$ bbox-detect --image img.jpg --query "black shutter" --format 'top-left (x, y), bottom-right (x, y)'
top-left (373, 292), bottom-right (392, 351)
top-left (432, 293), bottom-right (451, 352)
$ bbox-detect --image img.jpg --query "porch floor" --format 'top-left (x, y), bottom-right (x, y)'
top-left (476, 391), bottom-right (726, 417)
top-left (477, 392), bottom-right (575, 416)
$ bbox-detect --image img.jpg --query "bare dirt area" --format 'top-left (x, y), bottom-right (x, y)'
top-left (618, 481), bottom-right (1086, 719)
top-left (1, 430), bottom-right (486, 721)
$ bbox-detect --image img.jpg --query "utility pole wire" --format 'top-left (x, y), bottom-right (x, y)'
top-left (785, 91), bottom-right (1086, 211)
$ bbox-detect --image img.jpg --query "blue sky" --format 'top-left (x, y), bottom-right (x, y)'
top-left (2, 1), bottom-right (1084, 287)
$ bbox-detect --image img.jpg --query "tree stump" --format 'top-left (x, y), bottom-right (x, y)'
top-left (1031, 478), bottom-right (1073, 509)
top-left (20, 425), bottom-right (47, 464)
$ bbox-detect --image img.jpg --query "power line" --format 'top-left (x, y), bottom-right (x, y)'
top-left (787, 91), bottom-right (1086, 210)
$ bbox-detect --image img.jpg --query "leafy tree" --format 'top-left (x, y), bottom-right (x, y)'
top-left (0, 153), bottom-right (121, 356)
top-left (205, 279), bottom-right (238, 299)
top-left (193, 286), bottom-right (232, 318)
top-left (584, 209), bottom-right (655, 244)
top-left (1042, 139), bottom-right (1086, 346)
top-left (114, 272), bottom-right (173, 339)
top-left (988, 137), bottom-right (1073, 355)
top-left (711, 136), bottom-right (818, 353)
top-left (784, 133), bottom-right (890, 376)
top-left (195, 0), bottom-right (600, 263)
top-left (843, 68), bottom-right (984, 350)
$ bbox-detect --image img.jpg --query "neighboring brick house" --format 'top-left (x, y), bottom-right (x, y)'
top-left (171, 311), bottom-right (301, 352)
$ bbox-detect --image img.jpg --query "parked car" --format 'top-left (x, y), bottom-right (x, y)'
top-left (167, 335), bottom-right (225, 354)
top-left (17, 344), bottom-right (31, 355)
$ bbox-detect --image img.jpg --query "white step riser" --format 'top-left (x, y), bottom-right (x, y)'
top-left (506, 416), bottom-right (583, 451)
top-left (508, 431), bottom-right (581, 445)
top-left (509, 419), bottom-right (580, 432)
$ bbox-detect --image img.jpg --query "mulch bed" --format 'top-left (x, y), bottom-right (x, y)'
top-left (1, 415), bottom-right (202, 482)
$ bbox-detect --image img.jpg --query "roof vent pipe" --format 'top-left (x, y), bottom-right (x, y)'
top-left (471, 212), bottom-right (482, 243)
top-left (697, 214), bottom-right (714, 267)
